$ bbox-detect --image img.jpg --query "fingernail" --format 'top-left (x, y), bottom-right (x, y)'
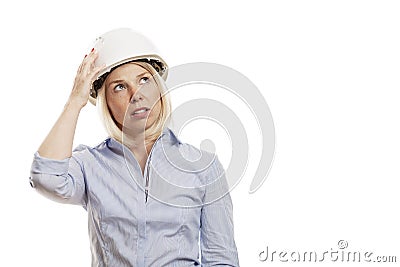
top-left (91, 48), bottom-right (95, 52)
top-left (84, 54), bottom-right (87, 58)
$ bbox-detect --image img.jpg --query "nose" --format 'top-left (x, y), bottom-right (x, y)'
top-left (130, 89), bottom-right (143, 103)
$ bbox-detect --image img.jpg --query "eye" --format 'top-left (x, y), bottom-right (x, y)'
top-left (139, 76), bottom-right (150, 85)
top-left (114, 84), bottom-right (126, 92)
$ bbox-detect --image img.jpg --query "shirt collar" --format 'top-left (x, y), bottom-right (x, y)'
top-left (164, 127), bottom-right (182, 145)
top-left (106, 127), bottom-right (182, 152)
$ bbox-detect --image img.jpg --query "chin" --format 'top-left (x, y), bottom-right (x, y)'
top-left (123, 119), bottom-right (156, 134)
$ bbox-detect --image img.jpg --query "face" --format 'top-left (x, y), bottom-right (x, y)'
top-left (104, 63), bottom-right (162, 135)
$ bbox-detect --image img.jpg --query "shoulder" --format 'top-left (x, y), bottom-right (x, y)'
top-left (71, 138), bottom-right (113, 161)
top-left (162, 128), bottom-right (221, 174)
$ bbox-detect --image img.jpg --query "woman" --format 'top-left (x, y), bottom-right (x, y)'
top-left (30, 28), bottom-right (239, 266)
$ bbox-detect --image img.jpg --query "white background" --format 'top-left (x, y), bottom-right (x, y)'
top-left (1, 0), bottom-right (399, 266)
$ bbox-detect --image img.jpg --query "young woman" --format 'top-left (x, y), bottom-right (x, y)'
top-left (30, 28), bottom-right (239, 266)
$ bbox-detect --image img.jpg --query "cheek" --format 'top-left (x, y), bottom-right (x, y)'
top-left (150, 101), bottom-right (162, 116)
top-left (147, 99), bottom-right (162, 123)
top-left (150, 93), bottom-right (163, 113)
top-left (106, 94), bottom-right (129, 120)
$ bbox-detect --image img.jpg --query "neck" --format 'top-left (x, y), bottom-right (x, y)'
top-left (121, 131), bottom-right (155, 175)
top-left (122, 131), bottom-right (152, 155)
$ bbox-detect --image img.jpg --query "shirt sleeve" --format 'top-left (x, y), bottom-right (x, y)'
top-left (200, 156), bottom-right (240, 266)
top-left (29, 148), bottom-right (87, 208)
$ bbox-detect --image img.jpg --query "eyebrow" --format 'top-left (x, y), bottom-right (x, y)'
top-left (107, 71), bottom-right (149, 87)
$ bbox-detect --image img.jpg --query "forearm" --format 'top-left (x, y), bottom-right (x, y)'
top-left (38, 98), bottom-right (83, 160)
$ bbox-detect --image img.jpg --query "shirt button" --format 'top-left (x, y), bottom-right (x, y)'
top-left (29, 177), bottom-right (35, 188)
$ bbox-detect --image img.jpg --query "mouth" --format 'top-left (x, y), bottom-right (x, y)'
top-left (130, 107), bottom-right (150, 118)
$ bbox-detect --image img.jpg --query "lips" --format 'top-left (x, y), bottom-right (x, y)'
top-left (132, 107), bottom-right (150, 115)
top-left (131, 107), bottom-right (150, 115)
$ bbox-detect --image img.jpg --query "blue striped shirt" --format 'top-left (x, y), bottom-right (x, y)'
top-left (30, 127), bottom-right (240, 266)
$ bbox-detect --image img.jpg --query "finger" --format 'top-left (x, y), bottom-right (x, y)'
top-left (81, 50), bottom-right (99, 74)
top-left (92, 64), bottom-right (106, 79)
top-left (79, 48), bottom-right (97, 68)
top-left (86, 48), bottom-right (98, 62)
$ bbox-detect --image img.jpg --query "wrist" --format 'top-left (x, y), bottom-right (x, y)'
top-left (65, 96), bottom-right (86, 111)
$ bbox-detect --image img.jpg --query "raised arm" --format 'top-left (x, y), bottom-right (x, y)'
top-left (29, 49), bottom-right (103, 206)
top-left (38, 49), bottom-right (102, 160)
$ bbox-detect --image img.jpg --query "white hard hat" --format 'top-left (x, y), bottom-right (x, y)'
top-left (89, 28), bottom-right (168, 105)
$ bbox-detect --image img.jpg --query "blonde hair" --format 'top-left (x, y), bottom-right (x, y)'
top-left (96, 61), bottom-right (171, 145)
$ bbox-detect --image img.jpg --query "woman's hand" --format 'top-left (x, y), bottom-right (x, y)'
top-left (69, 49), bottom-right (104, 108)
